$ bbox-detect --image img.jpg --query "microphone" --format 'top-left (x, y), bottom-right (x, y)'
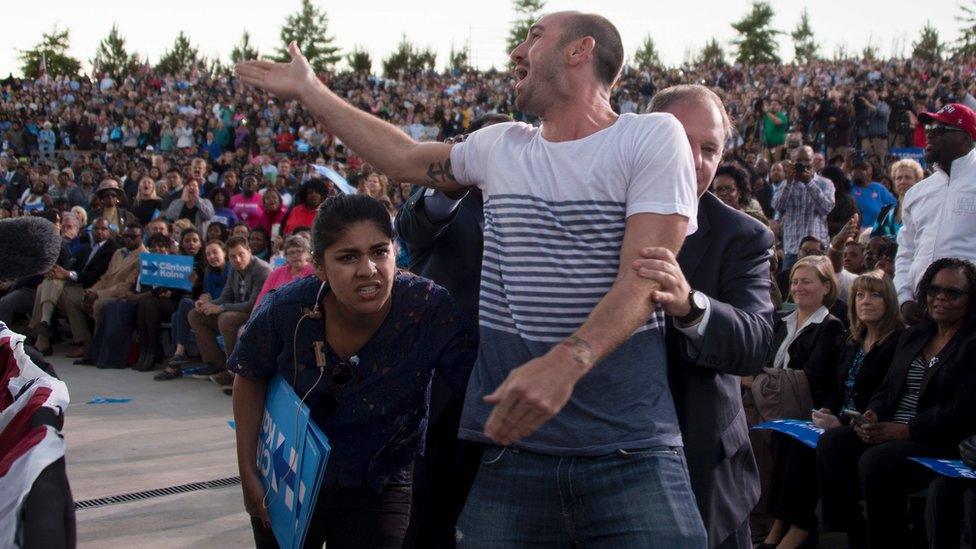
top-left (349, 356), bottom-right (359, 367)
top-left (0, 217), bottom-right (62, 280)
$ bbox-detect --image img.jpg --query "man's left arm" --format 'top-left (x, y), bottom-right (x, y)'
top-left (483, 212), bottom-right (689, 445)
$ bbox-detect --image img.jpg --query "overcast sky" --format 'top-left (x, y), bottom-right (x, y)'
top-left (1, 0), bottom-right (964, 76)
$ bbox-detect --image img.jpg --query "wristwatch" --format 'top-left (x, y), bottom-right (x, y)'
top-left (677, 290), bottom-right (707, 325)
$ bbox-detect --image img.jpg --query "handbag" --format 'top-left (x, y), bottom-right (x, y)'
top-left (960, 434), bottom-right (976, 470)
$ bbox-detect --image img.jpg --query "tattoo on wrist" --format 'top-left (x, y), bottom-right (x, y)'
top-left (424, 158), bottom-right (457, 190)
top-left (564, 335), bottom-right (594, 370)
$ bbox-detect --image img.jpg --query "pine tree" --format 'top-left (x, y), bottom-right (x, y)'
top-left (912, 21), bottom-right (944, 61)
top-left (347, 46), bottom-right (372, 74)
top-left (274, 0), bottom-right (341, 73)
top-left (790, 8), bottom-right (819, 63)
top-left (506, 0), bottom-right (546, 56)
top-left (448, 43), bottom-right (473, 73)
top-left (382, 35), bottom-right (437, 77)
top-left (18, 25), bottom-right (81, 78)
top-left (230, 30), bottom-right (259, 63)
top-left (156, 31), bottom-right (199, 75)
top-left (956, 1), bottom-right (976, 56)
top-left (697, 38), bottom-right (727, 67)
top-left (633, 35), bottom-right (662, 70)
top-left (92, 24), bottom-right (139, 78)
top-left (862, 35), bottom-right (881, 61)
top-left (731, 1), bottom-right (781, 65)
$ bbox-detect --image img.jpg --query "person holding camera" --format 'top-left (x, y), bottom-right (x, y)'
top-left (774, 145), bottom-right (836, 274)
top-left (856, 90), bottom-right (890, 162)
top-left (762, 98), bottom-right (788, 161)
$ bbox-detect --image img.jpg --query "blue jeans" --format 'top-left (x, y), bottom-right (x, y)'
top-left (172, 297), bottom-right (194, 346)
top-left (457, 445), bottom-right (707, 548)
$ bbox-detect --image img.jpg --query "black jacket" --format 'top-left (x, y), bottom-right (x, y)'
top-left (74, 239), bottom-right (119, 288)
top-left (868, 321), bottom-right (976, 451)
top-left (826, 330), bottom-right (901, 418)
top-left (768, 310), bottom-right (846, 409)
top-left (667, 192), bottom-right (774, 547)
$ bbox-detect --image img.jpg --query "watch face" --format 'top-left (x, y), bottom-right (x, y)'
top-left (692, 291), bottom-right (707, 310)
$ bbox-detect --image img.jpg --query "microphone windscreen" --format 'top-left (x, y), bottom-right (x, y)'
top-left (0, 217), bottom-right (62, 280)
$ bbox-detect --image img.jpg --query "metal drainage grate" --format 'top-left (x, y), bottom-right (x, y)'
top-left (74, 476), bottom-right (241, 510)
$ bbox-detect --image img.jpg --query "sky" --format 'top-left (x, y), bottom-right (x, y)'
top-left (0, 0), bottom-right (965, 77)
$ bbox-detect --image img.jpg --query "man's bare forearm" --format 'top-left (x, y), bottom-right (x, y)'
top-left (299, 79), bottom-right (460, 190)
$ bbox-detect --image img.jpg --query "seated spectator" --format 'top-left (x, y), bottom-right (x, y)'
top-left (67, 170), bottom-right (95, 211)
top-left (873, 159), bottom-right (923, 238)
top-left (60, 222), bottom-right (146, 359)
top-left (256, 189), bottom-right (287, 239)
top-left (823, 166), bottom-right (859, 237)
top-left (91, 179), bottom-right (137, 232)
top-left (157, 240), bottom-right (230, 378)
top-left (862, 236), bottom-right (886, 272)
top-left (28, 218), bottom-right (118, 354)
top-left (254, 235), bottom-right (314, 307)
top-left (130, 176), bottom-right (162, 226)
top-left (230, 173), bottom-right (264, 228)
top-left (206, 221), bottom-right (230, 243)
top-left (752, 255), bottom-right (845, 548)
top-left (828, 215), bottom-right (869, 302)
top-left (850, 158), bottom-right (897, 230)
top-left (208, 187), bottom-right (238, 229)
top-left (711, 164), bottom-right (768, 226)
top-left (164, 178), bottom-right (213, 231)
top-left (81, 233), bottom-right (173, 369)
top-left (248, 226), bottom-right (272, 262)
top-left (818, 258), bottom-right (976, 548)
top-left (182, 236), bottom-right (271, 394)
top-left (357, 172), bottom-right (388, 199)
top-left (20, 176), bottom-right (52, 212)
top-left (875, 241), bottom-right (898, 279)
top-left (284, 178), bottom-right (326, 235)
top-left (762, 272), bottom-right (902, 549)
top-left (232, 221), bottom-right (251, 240)
top-left (776, 236), bottom-right (823, 298)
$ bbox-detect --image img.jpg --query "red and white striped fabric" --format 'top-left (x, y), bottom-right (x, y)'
top-left (0, 323), bottom-right (69, 548)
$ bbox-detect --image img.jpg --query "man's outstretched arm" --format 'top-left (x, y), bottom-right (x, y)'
top-left (236, 42), bottom-right (462, 193)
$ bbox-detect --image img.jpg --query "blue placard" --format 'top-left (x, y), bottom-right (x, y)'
top-left (258, 376), bottom-right (330, 549)
top-left (138, 252), bottom-right (194, 291)
top-left (909, 457), bottom-right (976, 479)
top-left (889, 147), bottom-right (927, 168)
top-left (751, 419), bottom-right (825, 449)
top-left (311, 164), bottom-right (358, 195)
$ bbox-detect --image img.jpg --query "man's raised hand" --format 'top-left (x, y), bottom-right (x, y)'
top-left (235, 42), bottom-right (315, 101)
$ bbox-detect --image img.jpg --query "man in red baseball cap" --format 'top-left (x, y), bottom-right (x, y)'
top-left (917, 102), bottom-right (976, 168)
top-left (895, 101), bottom-right (976, 324)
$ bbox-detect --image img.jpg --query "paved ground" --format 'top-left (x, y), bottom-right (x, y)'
top-left (53, 348), bottom-right (252, 548)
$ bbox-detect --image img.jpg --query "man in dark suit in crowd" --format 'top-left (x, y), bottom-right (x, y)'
top-left (1, 158), bottom-right (30, 203)
top-left (393, 113), bottom-right (510, 548)
top-left (637, 85), bottom-right (774, 548)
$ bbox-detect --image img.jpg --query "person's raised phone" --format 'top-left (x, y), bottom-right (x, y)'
top-left (843, 409), bottom-right (868, 426)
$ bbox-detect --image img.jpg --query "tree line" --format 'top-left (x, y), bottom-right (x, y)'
top-left (15, 0), bottom-right (976, 79)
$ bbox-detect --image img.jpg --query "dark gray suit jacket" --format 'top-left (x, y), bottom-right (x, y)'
top-left (394, 187), bottom-right (483, 322)
top-left (667, 192), bottom-right (774, 547)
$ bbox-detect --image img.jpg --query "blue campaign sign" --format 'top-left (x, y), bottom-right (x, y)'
top-left (258, 376), bottom-right (331, 549)
top-left (889, 147), bottom-right (927, 168)
top-left (751, 419), bottom-right (825, 449)
top-left (909, 457), bottom-right (976, 480)
top-left (139, 253), bottom-right (194, 291)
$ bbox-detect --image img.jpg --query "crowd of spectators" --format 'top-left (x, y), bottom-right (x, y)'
top-left (2, 51), bottom-right (976, 546)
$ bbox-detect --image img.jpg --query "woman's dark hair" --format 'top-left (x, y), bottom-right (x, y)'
top-left (312, 194), bottom-right (394, 265)
top-left (249, 226), bottom-right (270, 249)
top-left (914, 257), bottom-right (976, 322)
top-left (207, 221), bottom-right (229, 242)
top-left (821, 165), bottom-right (851, 194)
top-left (179, 227), bottom-right (201, 252)
top-left (296, 178), bottom-right (329, 207)
top-left (147, 233), bottom-right (172, 250)
top-left (209, 186), bottom-right (230, 206)
top-left (713, 164), bottom-right (751, 208)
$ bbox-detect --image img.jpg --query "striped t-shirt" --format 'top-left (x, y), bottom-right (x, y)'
top-left (892, 353), bottom-right (930, 424)
top-left (450, 113), bottom-right (698, 455)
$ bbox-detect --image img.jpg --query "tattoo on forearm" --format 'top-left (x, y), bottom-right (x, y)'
top-left (424, 158), bottom-right (457, 190)
top-left (565, 335), bottom-right (594, 370)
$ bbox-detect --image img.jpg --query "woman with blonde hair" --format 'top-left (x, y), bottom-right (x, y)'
top-left (756, 255), bottom-right (846, 549)
top-left (131, 176), bottom-right (163, 225)
top-left (873, 158), bottom-right (924, 237)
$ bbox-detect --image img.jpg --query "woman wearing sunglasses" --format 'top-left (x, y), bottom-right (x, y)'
top-left (228, 193), bottom-right (477, 549)
top-left (818, 257), bottom-right (976, 548)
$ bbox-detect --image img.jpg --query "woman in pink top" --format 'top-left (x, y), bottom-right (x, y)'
top-left (257, 189), bottom-right (288, 239)
top-left (229, 173), bottom-right (265, 228)
top-left (255, 235), bottom-right (315, 306)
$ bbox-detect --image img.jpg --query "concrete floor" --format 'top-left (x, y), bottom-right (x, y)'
top-left (54, 349), bottom-right (253, 548)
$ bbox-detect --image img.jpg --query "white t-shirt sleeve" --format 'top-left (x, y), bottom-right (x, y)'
top-left (624, 114), bottom-right (699, 235)
top-left (449, 122), bottom-right (516, 188)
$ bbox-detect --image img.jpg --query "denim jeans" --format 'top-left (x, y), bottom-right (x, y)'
top-left (171, 297), bottom-right (194, 346)
top-left (457, 445), bottom-right (707, 548)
